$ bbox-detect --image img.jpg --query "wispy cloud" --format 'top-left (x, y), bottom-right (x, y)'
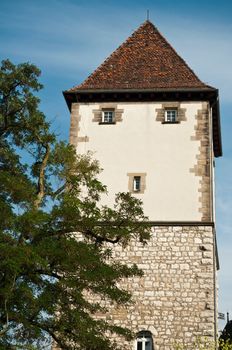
top-left (1, 0), bottom-right (231, 99)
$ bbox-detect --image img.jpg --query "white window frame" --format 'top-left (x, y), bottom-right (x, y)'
top-left (165, 109), bottom-right (177, 123)
top-left (135, 334), bottom-right (152, 350)
top-left (102, 110), bottom-right (114, 123)
top-left (133, 176), bottom-right (141, 192)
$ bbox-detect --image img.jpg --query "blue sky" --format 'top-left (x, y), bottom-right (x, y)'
top-left (1, 0), bottom-right (231, 331)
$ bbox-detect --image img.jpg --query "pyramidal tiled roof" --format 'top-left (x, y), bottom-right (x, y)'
top-left (68, 21), bottom-right (212, 92)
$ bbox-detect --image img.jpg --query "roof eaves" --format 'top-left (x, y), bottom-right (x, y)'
top-left (64, 86), bottom-right (216, 94)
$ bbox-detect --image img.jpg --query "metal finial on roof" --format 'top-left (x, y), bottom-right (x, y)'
top-left (147, 9), bottom-right (149, 21)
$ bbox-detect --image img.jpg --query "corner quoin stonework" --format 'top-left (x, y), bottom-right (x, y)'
top-left (190, 102), bottom-right (211, 222)
top-left (69, 103), bottom-right (89, 147)
top-left (52, 225), bottom-right (216, 350)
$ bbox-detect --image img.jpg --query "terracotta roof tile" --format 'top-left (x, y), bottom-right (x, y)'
top-left (67, 21), bottom-right (212, 92)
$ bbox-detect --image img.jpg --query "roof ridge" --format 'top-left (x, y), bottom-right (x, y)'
top-left (66, 20), bottom-right (212, 92)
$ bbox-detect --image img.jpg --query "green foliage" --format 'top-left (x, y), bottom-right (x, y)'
top-left (174, 337), bottom-right (232, 350)
top-left (0, 59), bottom-right (151, 349)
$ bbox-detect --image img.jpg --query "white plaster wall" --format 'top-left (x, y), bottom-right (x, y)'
top-left (76, 102), bottom-right (204, 221)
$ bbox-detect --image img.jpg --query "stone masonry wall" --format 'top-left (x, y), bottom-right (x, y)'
top-left (105, 225), bottom-right (216, 350)
top-left (53, 225), bottom-right (216, 350)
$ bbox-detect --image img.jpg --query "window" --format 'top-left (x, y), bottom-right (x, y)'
top-left (165, 109), bottom-right (177, 122)
top-left (102, 110), bottom-right (114, 123)
top-left (136, 331), bottom-right (153, 350)
top-left (92, 105), bottom-right (123, 124)
top-left (156, 103), bottom-right (186, 124)
top-left (127, 173), bottom-right (146, 194)
top-left (133, 176), bottom-right (141, 192)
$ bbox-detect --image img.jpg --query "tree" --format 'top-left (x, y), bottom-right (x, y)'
top-left (0, 59), bottom-right (151, 350)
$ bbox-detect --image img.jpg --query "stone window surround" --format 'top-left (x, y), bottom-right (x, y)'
top-left (155, 102), bottom-right (187, 124)
top-left (92, 103), bottom-right (124, 124)
top-left (127, 173), bottom-right (147, 194)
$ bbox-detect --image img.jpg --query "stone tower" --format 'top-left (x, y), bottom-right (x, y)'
top-left (63, 21), bottom-right (222, 350)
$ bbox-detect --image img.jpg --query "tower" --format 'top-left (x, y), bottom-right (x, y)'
top-left (63, 21), bottom-right (222, 349)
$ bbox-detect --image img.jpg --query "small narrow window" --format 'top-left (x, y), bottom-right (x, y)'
top-left (127, 173), bottom-right (146, 194)
top-left (133, 176), bottom-right (141, 192)
top-left (136, 331), bottom-right (153, 350)
top-left (102, 110), bottom-right (114, 123)
top-left (165, 109), bottom-right (177, 122)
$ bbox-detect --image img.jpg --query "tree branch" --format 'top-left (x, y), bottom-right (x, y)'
top-left (51, 184), bottom-right (66, 198)
top-left (0, 95), bottom-right (24, 137)
top-left (33, 143), bottom-right (50, 210)
top-left (34, 269), bottom-right (62, 281)
top-left (83, 229), bottom-right (120, 245)
top-left (0, 300), bottom-right (9, 336)
top-left (0, 274), bottom-right (16, 336)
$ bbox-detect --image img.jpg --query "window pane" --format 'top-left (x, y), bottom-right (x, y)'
top-left (103, 111), bottom-right (113, 123)
top-left (133, 176), bottom-right (141, 191)
top-left (137, 342), bottom-right (143, 350)
top-left (145, 340), bottom-right (152, 350)
top-left (166, 109), bottom-right (176, 122)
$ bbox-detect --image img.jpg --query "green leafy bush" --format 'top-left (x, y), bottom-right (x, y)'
top-left (175, 337), bottom-right (232, 350)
